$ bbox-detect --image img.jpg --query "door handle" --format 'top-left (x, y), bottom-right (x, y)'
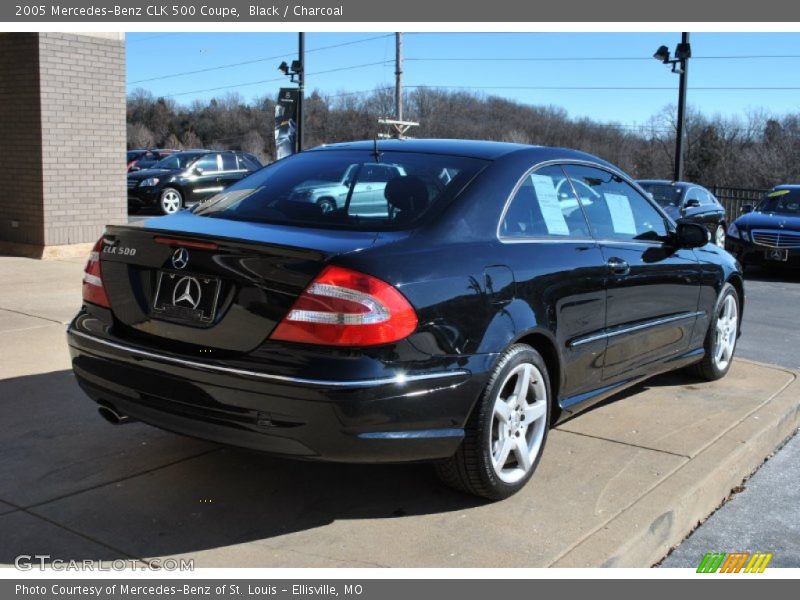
top-left (607, 257), bottom-right (630, 276)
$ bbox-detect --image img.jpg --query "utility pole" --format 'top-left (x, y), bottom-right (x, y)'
top-left (379, 32), bottom-right (418, 139)
top-left (395, 32), bottom-right (403, 123)
top-left (297, 32), bottom-right (305, 153)
top-left (674, 32), bottom-right (689, 182)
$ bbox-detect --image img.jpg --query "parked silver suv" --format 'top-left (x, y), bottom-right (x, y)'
top-left (290, 162), bottom-right (406, 216)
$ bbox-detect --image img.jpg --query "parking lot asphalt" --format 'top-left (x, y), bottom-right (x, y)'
top-left (661, 266), bottom-right (800, 568)
top-left (0, 256), bottom-right (798, 568)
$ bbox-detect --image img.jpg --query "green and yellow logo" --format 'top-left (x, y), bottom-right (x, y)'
top-left (696, 552), bottom-right (773, 573)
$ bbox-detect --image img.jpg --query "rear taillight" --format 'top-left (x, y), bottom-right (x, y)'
top-left (271, 265), bottom-right (418, 347)
top-left (82, 237), bottom-right (110, 308)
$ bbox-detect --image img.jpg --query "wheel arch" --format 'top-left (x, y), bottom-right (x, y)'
top-left (509, 329), bottom-right (563, 424)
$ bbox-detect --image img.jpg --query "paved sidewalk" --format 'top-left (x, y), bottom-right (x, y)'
top-left (0, 256), bottom-right (798, 568)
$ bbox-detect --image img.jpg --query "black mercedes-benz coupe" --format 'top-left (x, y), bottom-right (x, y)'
top-left (68, 140), bottom-right (744, 499)
top-left (726, 185), bottom-right (800, 269)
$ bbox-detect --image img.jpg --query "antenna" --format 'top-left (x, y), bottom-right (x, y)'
top-left (372, 136), bottom-right (383, 161)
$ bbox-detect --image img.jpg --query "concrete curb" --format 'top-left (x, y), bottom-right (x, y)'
top-left (551, 361), bottom-right (799, 567)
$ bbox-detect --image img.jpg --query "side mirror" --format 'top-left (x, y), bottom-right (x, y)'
top-left (684, 198), bottom-right (701, 209)
top-left (741, 204), bottom-right (753, 213)
top-left (194, 166), bottom-right (204, 175)
top-left (675, 221), bottom-right (709, 248)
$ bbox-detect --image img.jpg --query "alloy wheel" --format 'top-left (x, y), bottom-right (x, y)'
top-left (489, 362), bottom-right (548, 484)
top-left (713, 293), bottom-right (738, 371)
top-left (161, 190), bottom-right (182, 214)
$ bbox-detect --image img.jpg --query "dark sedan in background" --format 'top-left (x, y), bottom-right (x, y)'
top-left (71, 139), bottom-right (743, 500)
top-left (726, 185), bottom-right (800, 268)
top-left (637, 180), bottom-right (727, 248)
top-left (127, 150), bottom-right (262, 215)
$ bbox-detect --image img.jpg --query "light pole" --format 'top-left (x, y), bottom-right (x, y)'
top-left (277, 33), bottom-right (305, 154)
top-left (653, 33), bottom-right (691, 182)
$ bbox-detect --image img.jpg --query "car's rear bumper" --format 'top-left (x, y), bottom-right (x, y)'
top-left (725, 238), bottom-right (800, 267)
top-left (67, 316), bottom-right (491, 463)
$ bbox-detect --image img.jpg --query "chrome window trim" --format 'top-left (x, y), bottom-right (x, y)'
top-left (68, 329), bottom-right (470, 388)
top-left (496, 158), bottom-right (676, 245)
top-left (569, 310), bottom-right (705, 348)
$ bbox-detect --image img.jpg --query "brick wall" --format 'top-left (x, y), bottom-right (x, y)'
top-left (0, 33), bottom-right (45, 246)
top-left (0, 32), bottom-right (126, 252)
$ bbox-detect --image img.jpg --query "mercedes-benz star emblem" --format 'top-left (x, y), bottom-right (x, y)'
top-left (172, 276), bottom-right (202, 310)
top-left (171, 247), bottom-right (190, 270)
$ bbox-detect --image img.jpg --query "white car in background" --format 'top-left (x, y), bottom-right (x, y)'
top-left (290, 162), bottom-right (406, 216)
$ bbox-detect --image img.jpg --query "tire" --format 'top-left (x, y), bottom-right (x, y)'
top-left (690, 283), bottom-right (740, 381)
top-left (317, 198), bottom-right (336, 214)
top-left (159, 187), bottom-right (183, 215)
top-left (435, 344), bottom-right (551, 500)
top-left (714, 223), bottom-right (726, 248)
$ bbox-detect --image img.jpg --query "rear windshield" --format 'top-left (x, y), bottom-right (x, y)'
top-left (192, 150), bottom-right (488, 230)
top-left (639, 183), bottom-right (683, 209)
top-left (758, 189), bottom-right (800, 215)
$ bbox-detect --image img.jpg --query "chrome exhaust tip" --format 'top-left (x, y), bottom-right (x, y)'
top-left (97, 404), bottom-right (134, 425)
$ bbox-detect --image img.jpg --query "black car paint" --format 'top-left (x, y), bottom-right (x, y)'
top-left (68, 140), bottom-right (744, 462)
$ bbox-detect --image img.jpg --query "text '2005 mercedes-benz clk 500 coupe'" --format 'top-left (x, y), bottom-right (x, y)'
top-left (67, 140), bottom-right (744, 500)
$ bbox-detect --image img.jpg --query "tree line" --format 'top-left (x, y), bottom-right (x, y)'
top-left (127, 86), bottom-right (800, 189)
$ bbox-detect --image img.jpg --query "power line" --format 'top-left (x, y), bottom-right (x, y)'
top-left (403, 84), bottom-right (800, 91)
top-left (128, 34), bottom-right (393, 85)
top-left (161, 61), bottom-right (391, 98)
top-left (405, 54), bottom-right (800, 63)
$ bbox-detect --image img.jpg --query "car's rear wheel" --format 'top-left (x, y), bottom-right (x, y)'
top-left (691, 283), bottom-right (739, 381)
top-left (435, 344), bottom-right (550, 500)
top-left (714, 224), bottom-right (726, 248)
top-left (159, 188), bottom-right (183, 215)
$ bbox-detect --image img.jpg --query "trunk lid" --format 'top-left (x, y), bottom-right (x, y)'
top-left (99, 212), bottom-right (394, 353)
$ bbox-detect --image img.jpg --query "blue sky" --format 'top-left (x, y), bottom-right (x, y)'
top-left (127, 32), bottom-right (800, 126)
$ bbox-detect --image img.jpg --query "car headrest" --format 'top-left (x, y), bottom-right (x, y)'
top-left (384, 176), bottom-right (429, 217)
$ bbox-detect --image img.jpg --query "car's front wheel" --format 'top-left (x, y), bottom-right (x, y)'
top-left (435, 344), bottom-right (551, 500)
top-left (159, 188), bottom-right (183, 215)
top-left (691, 283), bottom-right (740, 381)
top-left (316, 198), bottom-right (336, 214)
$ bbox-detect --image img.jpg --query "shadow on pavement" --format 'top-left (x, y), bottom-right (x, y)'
top-left (742, 264), bottom-right (800, 283)
top-left (0, 370), bottom-right (486, 563)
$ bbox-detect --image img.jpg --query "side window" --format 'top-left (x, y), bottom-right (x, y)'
top-left (500, 164), bottom-right (590, 239)
top-left (221, 154), bottom-right (238, 171)
top-left (684, 187), bottom-right (703, 206)
top-left (361, 165), bottom-right (391, 183)
top-left (238, 155), bottom-right (260, 171)
top-left (563, 165), bottom-right (668, 242)
top-left (192, 155), bottom-right (219, 174)
top-left (700, 189), bottom-right (716, 205)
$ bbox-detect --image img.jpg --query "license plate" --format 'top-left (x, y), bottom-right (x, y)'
top-left (152, 271), bottom-right (221, 323)
top-left (765, 248), bottom-right (789, 262)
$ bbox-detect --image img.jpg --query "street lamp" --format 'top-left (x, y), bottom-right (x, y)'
top-left (654, 33), bottom-right (691, 181)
